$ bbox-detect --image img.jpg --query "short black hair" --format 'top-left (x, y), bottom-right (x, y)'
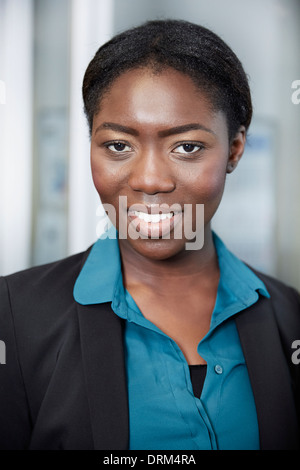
top-left (82, 19), bottom-right (252, 141)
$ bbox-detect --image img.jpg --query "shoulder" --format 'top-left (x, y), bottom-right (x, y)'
top-left (247, 265), bottom-right (300, 341)
top-left (3, 247), bottom-right (92, 285)
top-left (0, 247), bottom-right (93, 337)
top-left (249, 266), bottom-right (300, 307)
top-left (0, 245), bottom-right (93, 368)
top-left (1, 247), bottom-right (92, 305)
top-left (0, 247), bottom-right (94, 440)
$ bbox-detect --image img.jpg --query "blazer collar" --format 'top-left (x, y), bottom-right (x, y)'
top-left (73, 231), bottom-right (270, 308)
top-left (235, 296), bottom-right (300, 450)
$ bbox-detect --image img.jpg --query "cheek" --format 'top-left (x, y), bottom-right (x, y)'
top-left (91, 157), bottom-right (122, 203)
top-left (185, 165), bottom-right (227, 230)
top-left (187, 162), bottom-right (227, 204)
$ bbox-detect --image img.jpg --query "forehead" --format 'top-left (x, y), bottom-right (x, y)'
top-left (94, 67), bottom-right (226, 134)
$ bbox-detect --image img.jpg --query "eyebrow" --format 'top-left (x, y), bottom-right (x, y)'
top-left (94, 122), bottom-right (139, 136)
top-left (158, 123), bottom-right (215, 137)
top-left (94, 122), bottom-right (215, 137)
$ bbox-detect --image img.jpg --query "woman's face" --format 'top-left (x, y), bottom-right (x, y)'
top-left (90, 67), bottom-right (245, 260)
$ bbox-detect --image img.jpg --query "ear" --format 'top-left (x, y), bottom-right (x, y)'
top-left (226, 126), bottom-right (246, 174)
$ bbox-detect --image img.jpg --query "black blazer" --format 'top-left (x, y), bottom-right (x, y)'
top-left (0, 248), bottom-right (299, 450)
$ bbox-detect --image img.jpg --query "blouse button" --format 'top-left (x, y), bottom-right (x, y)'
top-left (214, 364), bottom-right (223, 375)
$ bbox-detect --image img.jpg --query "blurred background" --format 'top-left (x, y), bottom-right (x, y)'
top-left (0, 0), bottom-right (300, 290)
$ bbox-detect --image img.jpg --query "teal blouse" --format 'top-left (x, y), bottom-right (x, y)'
top-left (74, 230), bottom-right (270, 450)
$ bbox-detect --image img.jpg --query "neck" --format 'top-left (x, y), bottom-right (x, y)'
top-left (119, 227), bottom-right (219, 294)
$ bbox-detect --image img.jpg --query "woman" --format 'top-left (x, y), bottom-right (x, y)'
top-left (0, 19), bottom-right (299, 450)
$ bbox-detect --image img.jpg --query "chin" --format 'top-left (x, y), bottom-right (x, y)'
top-left (125, 237), bottom-right (187, 261)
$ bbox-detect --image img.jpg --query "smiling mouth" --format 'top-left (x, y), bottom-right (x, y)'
top-left (127, 206), bottom-right (183, 239)
top-left (129, 210), bottom-right (175, 222)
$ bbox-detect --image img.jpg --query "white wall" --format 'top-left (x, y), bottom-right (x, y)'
top-left (0, 0), bottom-right (33, 275)
top-left (67, 0), bottom-right (114, 256)
top-left (31, 0), bottom-right (71, 266)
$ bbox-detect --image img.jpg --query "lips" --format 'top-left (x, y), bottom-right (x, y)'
top-left (127, 204), bottom-right (183, 239)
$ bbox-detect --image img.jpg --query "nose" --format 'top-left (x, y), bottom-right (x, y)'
top-left (128, 148), bottom-right (176, 195)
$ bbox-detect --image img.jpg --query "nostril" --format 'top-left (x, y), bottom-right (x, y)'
top-left (129, 176), bottom-right (176, 195)
top-left (128, 171), bottom-right (175, 194)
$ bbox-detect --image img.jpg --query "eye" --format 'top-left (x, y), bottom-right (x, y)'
top-left (174, 143), bottom-right (203, 154)
top-left (106, 142), bottom-right (131, 152)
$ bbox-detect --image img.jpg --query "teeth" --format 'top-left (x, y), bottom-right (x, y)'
top-left (133, 211), bottom-right (175, 222)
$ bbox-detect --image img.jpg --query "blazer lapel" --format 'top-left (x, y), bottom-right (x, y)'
top-left (77, 302), bottom-right (129, 450)
top-left (235, 296), bottom-right (300, 449)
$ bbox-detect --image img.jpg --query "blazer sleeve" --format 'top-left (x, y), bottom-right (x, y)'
top-left (0, 276), bottom-right (32, 449)
top-left (255, 270), bottom-right (300, 426)
top-left (273, 285), bottom-right (300, 421)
